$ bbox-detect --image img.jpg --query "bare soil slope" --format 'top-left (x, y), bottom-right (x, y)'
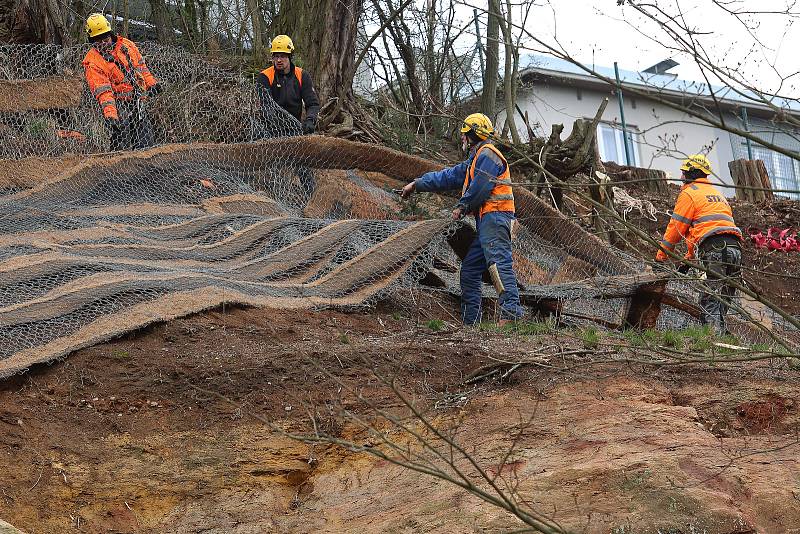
top-left (0, 298), bottom-right (798, 533)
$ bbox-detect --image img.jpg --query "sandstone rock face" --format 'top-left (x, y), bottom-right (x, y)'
top-left (0, 306), bottom-right (797, 533)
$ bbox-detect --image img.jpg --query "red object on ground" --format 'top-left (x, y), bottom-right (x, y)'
top-left (749, 227), bottom-right (799, 252)
top-left (57, 129), bottom-right (85, 141)
top-left (748, 227), bottom-right (767, 249)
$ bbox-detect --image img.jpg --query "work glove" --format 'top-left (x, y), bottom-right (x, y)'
top-left (148, 82), bottom-right (164, 97)
top-left (105, 117), bottom-right (121, 132)
top-left (302, 118), bottom-right (316, 135)
top-left (400, 181), bottom-right (416, 199)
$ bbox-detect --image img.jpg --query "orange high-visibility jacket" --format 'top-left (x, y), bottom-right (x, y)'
top-left (463, 143), bottom-right (514, 217)
top-left (260, 66), bottom-right (304, 88)
top-left (656, 177), bottom-right (742, 260)
top-left (82, 37), bottom-right (157, 120)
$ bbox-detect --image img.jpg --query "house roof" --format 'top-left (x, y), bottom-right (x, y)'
top-left (518, 54), bottom-right (800, 118)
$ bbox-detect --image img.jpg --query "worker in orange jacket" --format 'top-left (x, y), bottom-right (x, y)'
top-left (255, 35), bottom-right (321, 206)
top-left (82, 13), bottom-right (162, 151)
top-left (257, 35), bottom-right (320, 134)
top-left (401, 113), bottom-right (525, 326)
top-left (656, 154), bottom-right (743, 334)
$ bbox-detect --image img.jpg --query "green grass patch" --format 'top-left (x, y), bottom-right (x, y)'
top-left (579, 326), bottom-right (601, 349)
top-left (426, 319), bottom-right (445, 332)
top-left (621, 325), bottom-right (740, 354)
top-left (108, 349), bottom-right (130, 360)
top-left (479, 319), bottom-right (555, 336)
top-left (661, 330), bottom-right (684, 349)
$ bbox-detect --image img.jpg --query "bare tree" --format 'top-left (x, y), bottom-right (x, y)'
top-left (480, 0), bottom-right (500, 118)
top-left (245, 0), bottom-right (264, 60)
top-left (497, 0), bottom-right (520, 142)
top-left (148, 0), bottom-right (174, 44)
top-left (274, 0), bottom-right (365, 103)
top-left (0, 0), bottom-right (71, 44)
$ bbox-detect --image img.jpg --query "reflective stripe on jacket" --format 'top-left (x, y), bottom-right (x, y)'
top-left (82, 37), bottom-right (157, 120)
top-left (656, 177), bottom-right (742, 260)
top-left (463, 143), bottom-right (514, 217)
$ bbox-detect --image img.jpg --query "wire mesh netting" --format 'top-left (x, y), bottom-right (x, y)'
top-left (728, 115), bottom-right (800, 200)
top-left (0, 43), bottom-right (794, 377)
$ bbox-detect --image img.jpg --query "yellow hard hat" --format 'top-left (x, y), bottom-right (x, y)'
top-left (271, 35), bottom-right (295, 54)
top-left (85, 13), bottom-right (112, 39)
top-left (680, 154), bottom-right (712, 175)
top-left (460, 112), bottom-right (494, 140)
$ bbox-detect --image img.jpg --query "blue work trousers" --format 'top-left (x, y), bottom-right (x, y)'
top-left (460, 211), bottom-right (525, 325)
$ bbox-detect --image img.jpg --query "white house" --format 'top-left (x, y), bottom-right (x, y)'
top-left (497, 55), bottom-right (800, 199)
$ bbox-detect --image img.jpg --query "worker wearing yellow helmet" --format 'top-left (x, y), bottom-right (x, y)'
top-left (401, 113), bottom-right (524, 326)
top-left (257, 35), bottom-right (320, 134)
top-left (656, 153), bottom-right (743, 334)
top-left (82, 13), bottom-right (162, 150)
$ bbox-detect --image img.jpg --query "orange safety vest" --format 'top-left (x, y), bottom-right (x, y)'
top-left (82, 37), bottom-right (157, 120)
top-left (656, 177), bottom-right (742, 260)
top-left (261, 66), bottom-right (303, 88)
top-left (463, 142), bottom-right (514, 217)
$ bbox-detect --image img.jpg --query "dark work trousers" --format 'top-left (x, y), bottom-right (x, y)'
top-left (250, 109), bottom-right (314, 208)
top-left (698, 235), bottom-right (743, 335)
top-left (110, 100), bottom-right (155, 151)
top-left (460, 211), bottom-right (525, 325)
top-left (295, 165), bottom-right (316, 206)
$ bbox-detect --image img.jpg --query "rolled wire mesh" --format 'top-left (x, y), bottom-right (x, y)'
top-left (0, 43), bottom-right (793, 376)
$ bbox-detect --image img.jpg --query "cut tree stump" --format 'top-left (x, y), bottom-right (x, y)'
top-left (728, 159), bottom-right (773, 202)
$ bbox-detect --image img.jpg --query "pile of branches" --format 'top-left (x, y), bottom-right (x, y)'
top-left (317, 96), bottom-right (384, 144)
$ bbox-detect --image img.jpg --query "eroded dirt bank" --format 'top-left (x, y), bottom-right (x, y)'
top-left (0, 299), bottom-right (798, 533)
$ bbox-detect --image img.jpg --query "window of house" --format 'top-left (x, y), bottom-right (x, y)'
top-left (750, 145), bottom-right (800, 199)
top-left (597, 123), bottom-right (641, 166)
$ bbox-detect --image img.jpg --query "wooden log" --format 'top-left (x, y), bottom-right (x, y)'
top-left (748, 160), bottom-right (766, 202)
top-left (728, 159), bottom-right (774, 202)
top-left (755, 159), bottom-right (774, 201)
top-left (625, 279), bottom-right (667, 329)
top-left (729, 159), bottom-right (750, 201)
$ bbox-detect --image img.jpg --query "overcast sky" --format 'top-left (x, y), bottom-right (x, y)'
top-left (454, 0), bottom-right (800, 98)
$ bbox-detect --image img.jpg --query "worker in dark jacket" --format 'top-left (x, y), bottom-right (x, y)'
top-left (401, 113), bottom-right (525, 326)
top-left (257, 35), bottom-right (320, 134)
top-left (656, 154), bottom-right (743, 334)
top-left (82, 13), bottom-right (162, 151)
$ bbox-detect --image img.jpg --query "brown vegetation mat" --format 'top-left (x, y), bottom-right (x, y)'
top-left (0, 155), bottom-right (85, 190)
top-left (0, 303), bottom-right (797, 533)
top-left (0, 216), bottom-right (449, 377)
top-left (0, 76), bottom-right (83, 112)
top-left (4, 138), bottom-right (741, 379)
